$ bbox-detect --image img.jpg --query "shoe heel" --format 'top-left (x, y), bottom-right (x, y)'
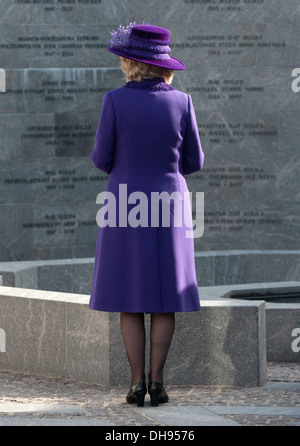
top-left (126, 380), bottom-right (146, 407)
top-left (135, 390), bottom-right (146, 407)
top-left (150, 389), bottom-right (160, 407)
top-left (148, 381), bottom-right (169, 407)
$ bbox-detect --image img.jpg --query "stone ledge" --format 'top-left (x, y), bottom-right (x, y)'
top-left (0, 285), bottom-right (266, 387)
top-left (202, 282), bottom-right (300, 363)
top-left (216, 282), bottom-right (300, 363)
top-left (0, 250), bottom-right (300, 292)
top-left (266, 303), bottom-right (300, 362)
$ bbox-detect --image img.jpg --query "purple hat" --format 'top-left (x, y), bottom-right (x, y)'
top-left (108, 22), bottom-right (186, 71)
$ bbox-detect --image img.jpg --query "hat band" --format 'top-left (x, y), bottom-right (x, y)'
top-left (119, 46), bottom-right (171, 61)
top-left (130, 33), bottom-right (171, 48)
top-left (129, 35), bottom-right (171, 54)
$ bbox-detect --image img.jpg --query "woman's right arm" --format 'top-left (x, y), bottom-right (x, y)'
top-left (90, 92), bottom-right (116, 174)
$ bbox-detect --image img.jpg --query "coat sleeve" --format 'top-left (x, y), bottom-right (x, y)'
top-left (182, 94), bottom-right (204, 175)
top-left (90, 92), bottom-right (116, 174)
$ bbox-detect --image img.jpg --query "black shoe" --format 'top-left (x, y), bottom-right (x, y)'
top-left (148, 381), bottom-right (169, 407)
top-left (126, 381), bottom-right (147, 407)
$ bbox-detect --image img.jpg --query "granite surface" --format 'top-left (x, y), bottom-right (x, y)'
top-left (0, 0), bottom-right (299, 260)
top-left (0, 363), bottom-right (299, 426)
top-left (0, 285), bottom-right (266, 386)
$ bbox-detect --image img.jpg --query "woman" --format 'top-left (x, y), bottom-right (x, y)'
top-left (89, 23), bottom-right (204, 407)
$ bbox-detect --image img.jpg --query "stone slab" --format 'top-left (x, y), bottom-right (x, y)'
top-left (205, 406), bottom-right (300, 417)
top-left (165, 303), bottom-right (266, 387)
top-left (0, 285), bottom-right (266, 387)
top-left (1, 66), bottom-right (299, 255)
top-left (2, 21), bottom-right (299, 69)
top-left (1, 0), bottom-right (299, 27)
top-left (0, 0), bottom-right (300, 260)
top-left (136, 0), bottom-right (300, 25)
top-left (0, 402), bottom-right (86, 415)
top-left (0, 294), bottom-right (67, 377)
top-left (266, 303), bottom-right (300, 362)
top-left (195, 251), bottom-right (300, 286)
top-left (265, 382), bottom-right (300, 391)
top-left (0, 417), bottom-right (113, 426)
top-left (1, 257), bottom-right (299, 364)
top-left (0, 68), bottom-right (122, 115)
top-left (0, 201), bottom-right (100, 261)
top-left (0, 24), bottom-right (115, 69)
top-left (1, 251), bottom-right (300, 291)
top-left (65, 302), bottom-right (110, 384)
top-left (0, 401), bottom-right (113, 426)
top-left (0, 287), bottom-right (111, 384)
top-left (0, 158), bottom-right (103, 204)
top-left (0, 0), bottom-right (133, 26)
top-left (221, 284), bottom-right (300, 363)
top-left (135, 406), bottom-right (239, 427)
top-left (0, 1), bottom-right (300, 260)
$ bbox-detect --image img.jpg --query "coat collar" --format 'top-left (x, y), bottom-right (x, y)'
top-left (125, 77), bottom-right (175, 91)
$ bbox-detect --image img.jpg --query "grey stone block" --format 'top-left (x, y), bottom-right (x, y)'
top-left (0, 264), bottom-right (38, 290)
top-left (0, 261), bottom-right (38, 287)
top-left (165, 302), bottom-right (266, 387)
top-left (221, 281), bottom-right (300, 363)
top-left (14, 267), bottom-right (38, 290)
top-left (0, 0), bottom-right (134, 26)
top-left (0, 24), bottom-right (120, 69)
top-left (266, 303), bottom-right (300, 362)
top-left (205, 406), bottom-right (300, 416)
top-left (133, 0), bottom-right (300, 24)
top-left (38, 262), bottom-right (94, 294)
top-left (0, 68), bottom-right (122, 114)
top-left (0, 200), bottom-right (101, 262)
top-left (65, 302), bottom-right (110, 385)
top-left (0, 402), bottom-right (86, 415)
top-left (135, 406), bottom-right (239, 427)
top-left (0, 285), bottom-right (266, 387)
top-left (194, 251), bottom-right (300, 287)
top-left (1, 1), bottom-right (300, 260)
top-left (0, 417), bottom-right (113, 427)
top-left (0, 111), bottom-right (105, 159)
top-left (172, 22), bottom-right (300, 70)
top-left (1, 0), bottom-right (300, 28)
top-left (1, 257), bottom-right (299, 366)
top-left (0, 400), bottom-right (113, 426)
top-left (244, 252), bottom-right (300, 284)
top-left (0, 291), bottom-right (66, 377)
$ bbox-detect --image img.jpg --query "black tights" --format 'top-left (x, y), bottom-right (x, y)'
top-left (120, 312), bottom-right (175, 384)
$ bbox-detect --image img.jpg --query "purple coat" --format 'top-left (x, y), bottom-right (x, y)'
top-left (89, 77), bottom-right (204, 313)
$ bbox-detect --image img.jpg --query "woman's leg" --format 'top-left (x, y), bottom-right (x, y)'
top-left (120, 312), bottom-right (145, 384)
top-left (149, 313), bottom-right (175, 383)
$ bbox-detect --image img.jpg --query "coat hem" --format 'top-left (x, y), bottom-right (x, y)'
top-left (88, 303), bottom-right (201, 314)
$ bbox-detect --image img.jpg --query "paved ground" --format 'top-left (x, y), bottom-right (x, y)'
top-left (0, 362), bottom-right (299, 426)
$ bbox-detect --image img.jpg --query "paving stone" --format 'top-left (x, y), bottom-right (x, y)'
top-left (0, 402), bottom-right (86, 415)
top-left (135, 406), bottom-right (239, 427)
top-left (0, 416), bottom-right (113, 426)
top-left (0, 363), bottom-right (299, 426)
top-left (204, 406), bottom-right (300, 417)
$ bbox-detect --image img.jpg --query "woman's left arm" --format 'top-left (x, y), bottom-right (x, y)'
top-left (182, 94), bottom-right (204, 175)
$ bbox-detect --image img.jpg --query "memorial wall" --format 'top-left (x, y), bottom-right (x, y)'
top-left (0, 0), bottom-right (299, 261)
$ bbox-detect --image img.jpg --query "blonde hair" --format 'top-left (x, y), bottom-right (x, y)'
top-left (120, 57), bottom-right (174, 84)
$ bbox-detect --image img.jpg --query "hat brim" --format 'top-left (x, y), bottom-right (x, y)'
top-left (108, 47), bottom-right (186, 71)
